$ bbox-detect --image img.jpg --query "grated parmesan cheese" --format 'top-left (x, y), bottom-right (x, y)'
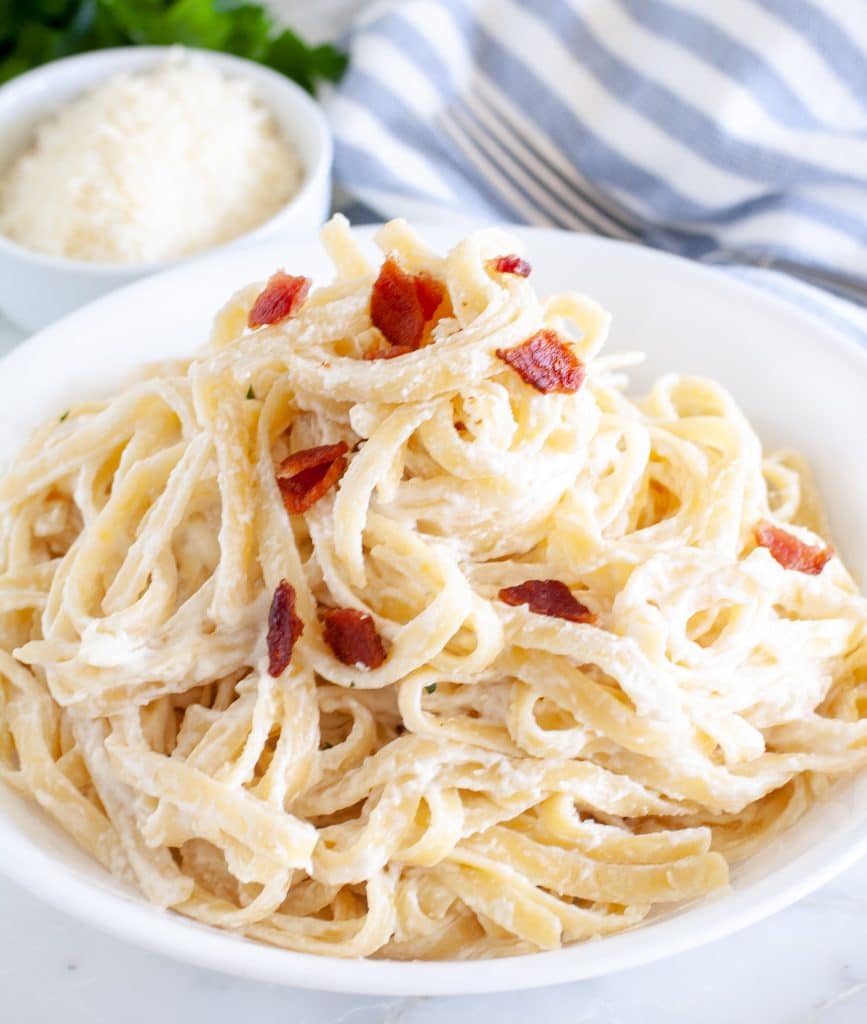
top-left (0, 54), bottom-right (302, 264)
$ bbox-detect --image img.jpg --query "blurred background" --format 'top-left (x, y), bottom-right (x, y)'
top-left (4, 0), bottom-right (867, 337)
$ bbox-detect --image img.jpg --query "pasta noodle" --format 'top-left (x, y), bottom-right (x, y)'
top-left (1, 217), bottom-right (866, 960)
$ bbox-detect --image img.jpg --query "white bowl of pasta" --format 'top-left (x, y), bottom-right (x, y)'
top-left (1, 220), bottom-right (867, 995)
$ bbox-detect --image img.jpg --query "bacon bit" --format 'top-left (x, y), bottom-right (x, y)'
top-left (267, 580), bottom-right (304, 677)
top-left (248, 272), bottom-right (311, 329)
top-left (498, 580), bottom-right (595, 623)
top-left (754, 521), bottom-right (833, 575)
top-left (490, 254), bottom-right (532, 277)
top-left (496, 329), bottom-right (585, 394)
top-left (370, 256), bottom-right (445, 352)
top-left (322, 608), bottom-right (386, 669)
top-left (277, 442), bottom-right (348, 514)
top-left (364, 343), bottom-right (415, 361)
top-left (414, 271), bottom-right (446, 320)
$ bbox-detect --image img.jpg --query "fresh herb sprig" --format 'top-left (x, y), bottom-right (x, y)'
top-left (0, 0), bottom-right (348, 91)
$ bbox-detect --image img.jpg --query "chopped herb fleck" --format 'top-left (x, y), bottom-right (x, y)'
top-left (424, 683), bottom-right (437, 694)
top-left (246, 385), bottom-right (256, 400)
top-left (349, 681), bottom-right (356, 688)
top-left (59, 410), bottom-right (69, 422)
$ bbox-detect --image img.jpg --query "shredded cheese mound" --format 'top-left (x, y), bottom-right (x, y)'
top-left (0, 55), bottom-right (301, 264)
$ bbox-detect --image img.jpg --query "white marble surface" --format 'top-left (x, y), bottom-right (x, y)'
top-left (3, 316), bottom-right (867, 1022)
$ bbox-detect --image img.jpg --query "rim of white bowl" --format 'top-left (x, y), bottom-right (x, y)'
top-left (0, 45), bottom-right (333, 275)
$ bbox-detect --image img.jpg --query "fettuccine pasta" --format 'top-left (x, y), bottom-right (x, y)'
top-left (1, 217), bottom-right (866, 960)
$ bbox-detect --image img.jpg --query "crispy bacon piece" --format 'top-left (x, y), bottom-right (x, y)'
top-left (277, 442), bottom-right (348, 514)
top-left (496, 329), bottom-right (585, 394)
top-left (267, 580), bottom-right (304, 677)
top-left (248, 272), bottom-right (311, 328)
top-left (489, 254), bottom-right (532, 277)
top-left (414, 271), bottom-right (445, 320)
top-left (498, 579), bottom-right (595, 623)
top-left (754, 520), bottom-right (833, 575)
top-left (322, 608), bottom-right (387, 669)
top-left (370, 256), bottom-right (445, 352)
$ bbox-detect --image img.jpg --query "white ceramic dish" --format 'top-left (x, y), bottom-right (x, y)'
top-left (0, 47), bottom-right (332, 332)
top-left (1, 225), bottom-right (866, 996)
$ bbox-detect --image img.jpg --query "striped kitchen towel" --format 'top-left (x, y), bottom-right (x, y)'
top-left (328, 0), bottom-right (867, 343)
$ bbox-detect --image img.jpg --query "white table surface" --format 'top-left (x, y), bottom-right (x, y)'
top-left (3, 316), bottom-right (867, 1023)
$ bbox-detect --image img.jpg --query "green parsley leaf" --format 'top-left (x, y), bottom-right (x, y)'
top-left (246, 385), bottom-right (255, 400)
top-left (59, 409), bottom-right (69, 422)
top-left (424, 683), bottom-right (437, 694)
top-left (0, 0), bottom-right (347, 92)
top-left (265, 28), bottom-right (347, 94)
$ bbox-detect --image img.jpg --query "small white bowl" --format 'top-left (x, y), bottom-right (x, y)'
top-left (0, 47), bottom-right (332, 332)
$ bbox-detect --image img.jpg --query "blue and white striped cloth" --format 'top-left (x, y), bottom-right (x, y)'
top-left (328, 0), bottom-right (867, 344)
